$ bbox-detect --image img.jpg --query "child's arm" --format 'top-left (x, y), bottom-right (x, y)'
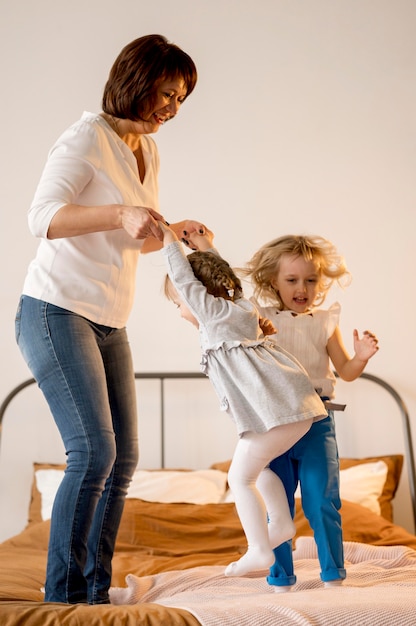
top-left (160, 222), bottom-right (179, 246)
top-left (327, 326), bottom-right (379, 381)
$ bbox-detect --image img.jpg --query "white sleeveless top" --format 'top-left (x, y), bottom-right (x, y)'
top-left (255, 301), bottom-right (341, 399)
top-left (22, 112), bottom-right (160, 328)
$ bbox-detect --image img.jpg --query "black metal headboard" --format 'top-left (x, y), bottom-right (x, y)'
top-left (1, 371), bottom-right (415, 529)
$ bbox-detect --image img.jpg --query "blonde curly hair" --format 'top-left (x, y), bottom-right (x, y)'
top-left (164, 251), bottom-right (243, 302)
top-left (243, 235), bottom-right (350, 308)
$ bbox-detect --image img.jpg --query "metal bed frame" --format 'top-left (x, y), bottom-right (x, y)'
top-left (1, 371), bottom-right (415, 530)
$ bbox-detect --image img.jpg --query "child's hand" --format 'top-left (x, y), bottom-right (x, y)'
top-left (353, 329), bottom-right (379, 361)
top-left (259, 317), bottom-right (277, 336)
top-left (159, 222), bottom-right (178, 246)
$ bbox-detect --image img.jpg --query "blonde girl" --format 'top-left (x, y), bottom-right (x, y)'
top-left (244, 234), bottom-right (379, 589)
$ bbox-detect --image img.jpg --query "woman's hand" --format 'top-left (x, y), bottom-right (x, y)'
top-left (159, 221), bottom-right (214, 253)
top-left (141, 218), bottom-right (214, 254)
top-left (182, 225), bottom-right (215, 252)
top-left (120, 206), bottom-right (165, 241)
top-left (171, 221), bottom-right (214, 251)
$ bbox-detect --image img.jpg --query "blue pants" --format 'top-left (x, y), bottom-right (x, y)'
top-left (267, 415), bottom-right (346, 586)
top-left (15, 296), bottom-right (139, 603)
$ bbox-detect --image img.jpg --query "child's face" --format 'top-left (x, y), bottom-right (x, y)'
top-left (168, 283), bottom-right (199, 328)
top-left (271, 254), bottom-right (321, 313)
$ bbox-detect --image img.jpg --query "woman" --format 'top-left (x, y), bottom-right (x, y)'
top-left (15, 34), bottom-right (202, 605)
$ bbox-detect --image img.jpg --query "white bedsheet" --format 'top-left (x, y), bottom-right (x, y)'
top-left (110, 538), bottom-right (416, 626)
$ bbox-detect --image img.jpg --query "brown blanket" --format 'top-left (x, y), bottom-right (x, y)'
top-left (1, 498), bottom-right (415, 625)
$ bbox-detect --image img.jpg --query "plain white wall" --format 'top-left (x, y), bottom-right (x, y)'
top-left (1, 0), bottom-right (416, 532)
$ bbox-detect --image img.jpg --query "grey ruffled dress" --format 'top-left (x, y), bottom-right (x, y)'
top-left (162, 242), bottom-right (326, 436)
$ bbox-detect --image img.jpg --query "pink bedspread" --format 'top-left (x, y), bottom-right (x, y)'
top-left (110, 538), bottom-right (416, 626)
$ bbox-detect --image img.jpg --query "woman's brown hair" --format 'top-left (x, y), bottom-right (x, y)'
top-left (102, 34), bottom-right (197, 120)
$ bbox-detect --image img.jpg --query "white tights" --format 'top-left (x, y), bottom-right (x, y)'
top-left (225, 418), bottom-right (312, 577)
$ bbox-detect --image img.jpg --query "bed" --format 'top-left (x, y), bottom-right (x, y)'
top-left (1, 372), bottom-right (416, 625)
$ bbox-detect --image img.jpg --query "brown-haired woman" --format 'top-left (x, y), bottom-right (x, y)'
top-left (16, 34), bottom-right (203, 605)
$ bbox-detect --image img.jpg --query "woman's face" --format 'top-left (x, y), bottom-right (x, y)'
top-left (141, 77), bottom-right (188, 132)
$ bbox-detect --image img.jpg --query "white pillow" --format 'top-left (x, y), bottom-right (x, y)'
top-left (294, 460), bottom-right (388, 515)
top-left (35, 461), bottom-right (388, 521)
top-left (35, 468), bottom-right (228, 521)
top-left (338, 461), bottom-right (388, 515)
top-left (35, 469), bottom-right (64, 522)
top-left (223, 460), bottom-right (389, 516)
top-left (126, 469), bottom-right (227, 505)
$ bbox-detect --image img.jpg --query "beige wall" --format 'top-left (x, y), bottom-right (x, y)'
top-left (1, 0), bottom-right (415, 535)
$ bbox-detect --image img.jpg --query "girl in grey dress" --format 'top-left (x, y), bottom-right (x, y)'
top-left (160, 224), bottom-right (326, 577)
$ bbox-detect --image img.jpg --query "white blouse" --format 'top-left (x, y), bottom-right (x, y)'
top-left (22, 112), bottom-right (160, 328)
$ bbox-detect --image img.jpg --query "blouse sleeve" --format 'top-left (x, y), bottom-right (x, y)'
top-left (27, 121), bottom-right (100, 238)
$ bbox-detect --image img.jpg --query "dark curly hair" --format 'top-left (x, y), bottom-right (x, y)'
top-left (164, 251), bottom-right (243, 302)
top-left (187, 251), bottom-right (243, 300)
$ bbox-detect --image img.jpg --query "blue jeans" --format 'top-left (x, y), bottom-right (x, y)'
top-left (267, 415), bottom-right (346, 586)
top-left (15, 296), bottom-right (139, 604)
